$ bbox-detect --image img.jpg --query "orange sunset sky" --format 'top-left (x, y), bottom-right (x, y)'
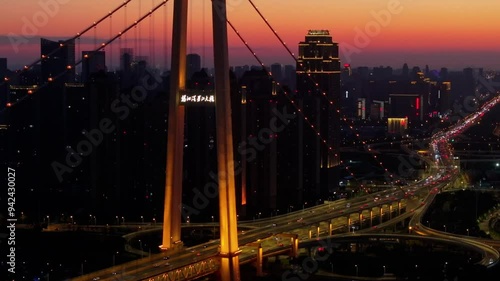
top-left (1, 0), bottom-right (500, 70)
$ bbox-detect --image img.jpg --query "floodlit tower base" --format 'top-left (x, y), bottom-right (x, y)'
top-left (212, 0), bottom-right (241, 280)
top-left (161, 0), bottom-right (187, 251)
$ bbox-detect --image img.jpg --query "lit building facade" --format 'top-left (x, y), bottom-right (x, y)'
top-left (296, 30), bottom-right (341, 201)
top-left (82, 51), bottom-right (106, 83)
top-left (186, 53), bottom-right (201, 80)
top-left (40, 38), bottom-right (75, 84)
top-left (388, 117), bottom-right (408, 135)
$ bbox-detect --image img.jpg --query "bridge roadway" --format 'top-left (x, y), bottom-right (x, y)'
top-left (71, 172), bottom-right (500, 281)
top-left (409, 182), bottom-right (500, 267)
top-left (70, 177), bottom-right (453, 281)
top-left (73, 185), bottom-right (416, 280)
top-left (71, 142), bottom-right (475, 281)
top-left (73, 175), bottom-right (500, 279)
top-left (73, 94), bottom-right (500, 281)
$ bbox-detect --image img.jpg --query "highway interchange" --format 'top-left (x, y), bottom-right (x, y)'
top-left (72, 93), bottom-right (500, 281)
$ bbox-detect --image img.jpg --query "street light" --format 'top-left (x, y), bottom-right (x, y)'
top-left (408, 226), bottom-right (412, 234)
top-left (383, 265), bottom-right (386, 275)
top-left (443, 225), bottom-right (447, 232)
top-left (113, 251), bottom-right (119, 266)
top-left (139, 240), bottom-right (143, 258)
top-left (153, 218), bottom-right (156, 225)
top-left (141, 216), bottom-right (144, 223)
top-left (355, 264), bottom-right (358, 276)
top-left (211, 216), bottom-right (215, 237)
top-left (466, 228), bottom-right (470, 236)
top-left (187, 216), bottom-right (190, 223)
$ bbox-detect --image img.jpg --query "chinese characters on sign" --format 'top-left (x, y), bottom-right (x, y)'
top-left (180, 94), bottom-right (215, 104)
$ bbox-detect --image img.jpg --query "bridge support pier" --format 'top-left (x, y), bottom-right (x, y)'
top-left (359, 213), bottom-right (363, 229)
top-left (308, 229), bottom-right (312, 239)
top-left (347, 217), bottom-right (351, 232)
top-left (389, 205), bottom-right (393, 220)
top-left (379, 207), bottom-right (383, 223)
top-left (370, 210), bottom-right (373, 227)
top-left (317, 226), bottom-right (320, 238)
top-left (329, 222), bottom-right (333, 235)
top-left (292, 236), bottom-right (299, 258)
top-left (398, 201), bottom-right (402, 215)
top-left (279, 234), bottom-right (299, 258)
top-left (248, 242), bottom-right (263, 277)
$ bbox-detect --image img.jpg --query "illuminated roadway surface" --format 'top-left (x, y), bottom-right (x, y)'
top-left (72, 94), bottom-right (500, 280)
top-left (407, 92), bottom-right (500, 267)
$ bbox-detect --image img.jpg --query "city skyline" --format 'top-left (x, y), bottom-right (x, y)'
top-left (1, 0), bottom-right (500, 70)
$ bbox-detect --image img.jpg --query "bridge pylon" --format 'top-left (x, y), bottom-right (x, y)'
top-left (161, 0), bottom-right (241, 280)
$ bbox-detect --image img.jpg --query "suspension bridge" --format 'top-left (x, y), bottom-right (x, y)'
top-left (2, 1), bottom-right (500, 281)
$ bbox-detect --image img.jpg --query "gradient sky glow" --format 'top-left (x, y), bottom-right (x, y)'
top-left (1, 0), bottom-right (500, 70)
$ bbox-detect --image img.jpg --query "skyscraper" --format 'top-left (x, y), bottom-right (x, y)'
top-left (270, 63), bottom-right (283, 83)
top-left (81, 51), bottom-right (106, 83)
top-left (0, 58), bottom-right (6, 80)
top-left (186, 53), bottom-right (201, 80)
top-left (120, 48), bottom-right (134, 72)
top-left (40, 38), bottom-right (75, 83)
top-left (236, 69), bottom-right (279, 215)
top-left (296, 30), bottom-right (341, 201)
top-left (0, 58), bottom-right (7, 112)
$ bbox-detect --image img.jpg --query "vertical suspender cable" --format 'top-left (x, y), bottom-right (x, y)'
top-left (93, 24), bottom-right (97, 49)
top-left (151, 0), bottom-right (155, 67)
top-left (77, 36), bottom-right (80, 77)
top-left (189, 0), bottom-right (193, 55)
top-left (124, 3), bottom-right (127, 50)
top-left (202, 0), bottom-right (206, 68)
top-left (110, 14), bottom-right (113, 71)
top-left (164, 2), bottom-right (169, 71)
top-left (138, 0), bottom-right (142, 57)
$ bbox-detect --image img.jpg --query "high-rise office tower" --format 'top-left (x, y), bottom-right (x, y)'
top-left (40, 38), bottom-right (75, 83)
top-left (0, 58), bottom-right (7, 112)
top-left (0, 58), bottom-right (6, 80)
top-left (186, 53), bottom-right (201, 80)
top-left (236, 69), bottom-right (279, 215)
top-left (82, 51), bottom-right (106, 83)
top-left (284, 64), bottom-right (296, 89)
top-left (271, 63), bottom-right (283, 82)
top-left (296, 30), bottom-right (341, 201)
top-left (120, 48), bottom-right (134, 72)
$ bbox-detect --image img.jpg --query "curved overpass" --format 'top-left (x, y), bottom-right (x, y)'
top-left (71, 95), bottom-right (500, 280)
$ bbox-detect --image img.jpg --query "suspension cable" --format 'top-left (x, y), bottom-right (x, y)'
top-left (3, 0), bottom-right (171, 110)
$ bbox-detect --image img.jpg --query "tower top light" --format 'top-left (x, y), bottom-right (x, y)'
top-left (307, 30), bottom-right (330, 36)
